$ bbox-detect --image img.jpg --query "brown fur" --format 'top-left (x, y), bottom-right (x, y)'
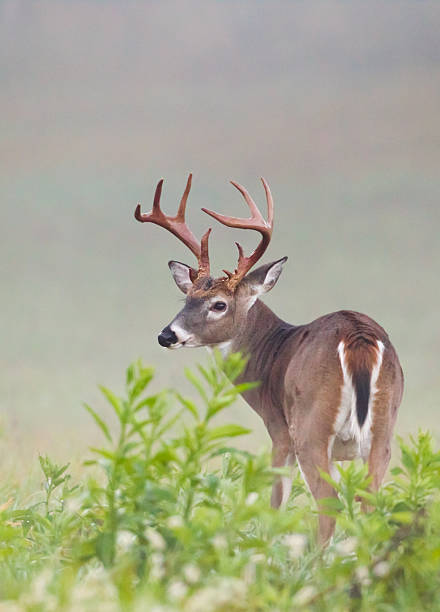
top-left (189, 276), bottom-right (233, 298)
top-left (342, 310), bottom-right (386, 379)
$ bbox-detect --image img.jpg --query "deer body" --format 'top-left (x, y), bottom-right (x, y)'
top-left (135, 174), bottom-right (403, 544)
top-left (218, 300), bottom-right (403, 542)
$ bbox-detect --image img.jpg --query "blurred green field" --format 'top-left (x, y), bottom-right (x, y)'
top-left (1, 1), bottom-right (440, 474)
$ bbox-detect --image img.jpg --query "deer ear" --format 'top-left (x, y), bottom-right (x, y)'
top-left (244, 257), bottom-right (288, 295)
top-left (168, 261), bottom-right (196, 294)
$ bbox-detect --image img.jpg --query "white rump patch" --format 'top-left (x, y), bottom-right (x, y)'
top-left (330, 339), bottom-right (385, 461)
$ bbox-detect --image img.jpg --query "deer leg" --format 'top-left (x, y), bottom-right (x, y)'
top-left (296, 439), bottom-right (337, 546)
top-left (361, 396), bottom-right (396, 511)
top-left (269, 426), bottom-right (295, 508)
top-left (368, 436), bottom-right (392, 490)
top-left (359, 440), bottom-right (391, 513)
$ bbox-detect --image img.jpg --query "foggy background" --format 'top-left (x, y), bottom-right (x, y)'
top-left (1, 1), bottom-right (439, 469)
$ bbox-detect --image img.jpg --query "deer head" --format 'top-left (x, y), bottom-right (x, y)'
top-left (135, 174), bottom-right (287, 349)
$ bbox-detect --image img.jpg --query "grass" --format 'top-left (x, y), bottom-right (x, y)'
top-left (1, 353), bottom-right (440, 611)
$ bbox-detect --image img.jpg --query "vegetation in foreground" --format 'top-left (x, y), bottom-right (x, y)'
top-left (1, 354), bottom-right (440, 611)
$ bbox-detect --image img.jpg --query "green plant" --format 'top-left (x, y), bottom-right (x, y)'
top-left (0, 354), bottom-right (439, 611)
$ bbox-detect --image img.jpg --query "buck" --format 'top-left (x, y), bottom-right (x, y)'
top-left (134, 174), bottom-right (404, 544)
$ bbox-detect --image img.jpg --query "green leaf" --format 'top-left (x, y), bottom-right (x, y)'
top-left (355, 490), bottom-right (376, 506)
top-left (133, 394), bottom-right (163, 413)
top-left (128, 418), bottom-right (153, 437)
top-left (198, 364), bottom-right (217, 388)
top-left (319, 469), bottom-right (339, 488)
top-left (89, 447), bottom-right (116, 461)
top-left (233, 381), bottom-right (260, 393)
top-left (221, 352), bottom-right (249, 381)
top-left (84, 403), bottom-right (113, 443)
top-left (176, 393), bottom-right (199, 420)
top-left (320, 496), bottom-right (344, 512)
top-left (54, 463), bottom-right (70, 480)
top-left (391, 511), bottom-right (414, 524)
top-left (391, 466), bottom-right (404, 476)
top-left (96, 531), bottom-right (115, 567)
top-left (207, 395), bottom-right (236, 419)
top-left (156, 410), bottom-right (184, 438)
top-left (126, 363), bottom-right (135, 386)
top-left (210, 447), bottom-right (254, 459)
top-left (206, 424), bottom-right (251, 441)
top-left (99, 385), bottom-right (122, 418)
top-left (185, 368), bottom-right (208, 401)
top-left (129, 368), bottom-right (154, 400)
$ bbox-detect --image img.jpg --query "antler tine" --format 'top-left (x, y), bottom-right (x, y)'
top-left (260, 177), bottom-right (274, 226)
top-left (230, 180), bottom-right (261, 220)
top-left (199, 228), bottom-right (211, 276)
top-left (152, 178), bottom-right (164, 214)
top-left (135, 174), bottom-right (211, 278)
top-left (201, 181), bottom-right (263, 229)
top-left (176, 173), bottom-right (192, 221)
top-left (134, 178), bottom-right (165, 223)
top-left (201, 178), bottom-right (274, 287)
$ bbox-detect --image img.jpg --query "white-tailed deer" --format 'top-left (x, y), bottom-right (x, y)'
top-left (134, 174), bottom-right (404, 544)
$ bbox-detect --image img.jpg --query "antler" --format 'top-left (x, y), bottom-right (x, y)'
top-left (202, 178), bottom-right (274, 288)
top-left (135, 174), bottom-right (211, 280)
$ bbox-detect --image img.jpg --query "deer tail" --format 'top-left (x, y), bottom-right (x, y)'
top-left (338, 338), bottom-right (385, 428)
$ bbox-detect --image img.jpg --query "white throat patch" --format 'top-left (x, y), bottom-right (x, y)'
top-left (206, 340), bottom-right (234, 359)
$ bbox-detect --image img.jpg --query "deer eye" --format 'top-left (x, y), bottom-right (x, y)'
top-left (211, 301), bottom-right (227, 312)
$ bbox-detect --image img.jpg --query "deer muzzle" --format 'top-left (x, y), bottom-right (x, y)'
top-left (158, 326), bottom-right (178, 348)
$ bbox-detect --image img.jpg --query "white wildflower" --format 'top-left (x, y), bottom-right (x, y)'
top-left (292, 585), bottom-right (317, 607)
top-left (335, 536), bottom-right (358, 556)
top-left (184, 578), bottom-right (247, 612)
top-left (183, 563), bottom-right (201, 584)
top-left (167, 515), bottom-right (184, 529)
top-left (70, 565), bottom-right (118, 611)
top-left (243, 560), bottom-right (256, 584)
top-left (355, 565), bottom-right (371, 586)
top-left (168, 580), bottom-right (188, 600)
top-left (116, 529), bottom-right (136, 552)
top-left (284, 533), bottom-right (308, 559)
top-left (20, 569), bottom-right (57, 609)
top-left (145, 527), bottom-right (166, 551)
top-left (64, 495), bottom-right (82, 514)
top-left (150, 553), bottom-right (166, 581)
top-left (28, 569), bottom-right (52, 601)
top-left (212, 534), bottom-right (228, 550)
top-left (373, 560), bottom-right (390, 577)
top-left (245, 492), bottom-right (259, 506)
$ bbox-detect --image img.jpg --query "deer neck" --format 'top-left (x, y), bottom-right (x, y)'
top-left (226, 300), bottom-right (296, 393)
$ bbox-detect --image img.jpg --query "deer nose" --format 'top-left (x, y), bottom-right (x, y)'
top-left (158, 326), bottom-right (178, 347)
